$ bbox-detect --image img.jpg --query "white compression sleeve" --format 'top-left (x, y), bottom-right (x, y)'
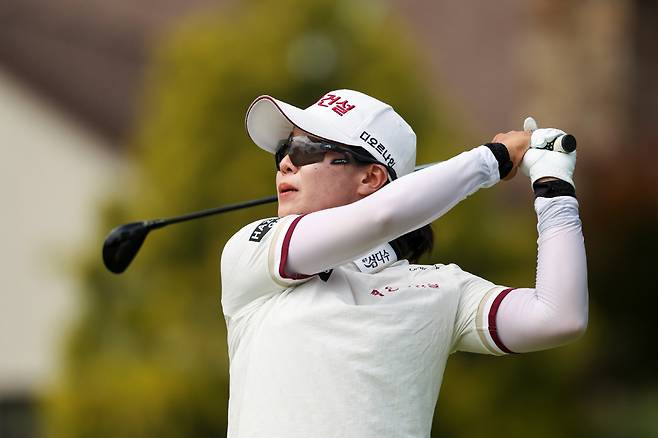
top-left (286, 146), bottom-right (499, 276)
top-left (496, 196), bottom-right (588, 352)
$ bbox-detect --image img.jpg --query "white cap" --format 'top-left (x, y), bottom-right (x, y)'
top-left (245, 89), bottom-right (416, 178)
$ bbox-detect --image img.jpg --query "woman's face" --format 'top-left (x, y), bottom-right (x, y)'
top-left (276, 127), bottom-right (372, 217)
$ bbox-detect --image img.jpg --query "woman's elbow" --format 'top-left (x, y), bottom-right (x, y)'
top-left (550, 312), bottom-right (588, 345)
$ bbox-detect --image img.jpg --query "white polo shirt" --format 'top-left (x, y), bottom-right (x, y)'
top-left (220, 215), bottom-right (512, 438)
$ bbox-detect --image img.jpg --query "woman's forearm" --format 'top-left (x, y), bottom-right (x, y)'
top-left (286, 146), bottom-right (500, 275)
top-left (496, 196), bottom-right (588, 352)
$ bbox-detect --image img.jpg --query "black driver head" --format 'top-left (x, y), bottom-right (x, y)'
top-left (102, 221), bottom-right (151, 274)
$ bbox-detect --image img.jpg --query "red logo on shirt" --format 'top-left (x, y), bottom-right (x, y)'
top-left (369, 283), bottom-right (440, 298)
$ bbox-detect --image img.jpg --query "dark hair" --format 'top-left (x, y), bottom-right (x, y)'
top-left (390, 224), bottom-right (434, 264)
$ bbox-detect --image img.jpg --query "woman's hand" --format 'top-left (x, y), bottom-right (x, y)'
top-left (491, 130), bottom-right (531, 180)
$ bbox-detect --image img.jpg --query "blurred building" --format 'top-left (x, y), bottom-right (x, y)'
top-left (0, 68), bottom-right (124, 437)
top-left (0, 0), bottom-right (654, 436)
top-left (0, 0), bottom-right (215, 435)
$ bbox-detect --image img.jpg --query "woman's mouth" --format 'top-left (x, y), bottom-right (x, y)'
top-left (278, 183), bottom-right (298, 198)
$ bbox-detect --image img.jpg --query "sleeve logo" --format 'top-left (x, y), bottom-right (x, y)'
top-left (249, 218), bottom-right (279, 242)
top-left (361, 248), bottom-right (392, 269)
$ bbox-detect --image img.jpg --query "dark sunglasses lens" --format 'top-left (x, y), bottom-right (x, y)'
top-left (276, 137), bottom-right (353, 169)
top-left (275, 143), bottom-right (290, 169)
top-left (285, 141), bottom-right (325, 167)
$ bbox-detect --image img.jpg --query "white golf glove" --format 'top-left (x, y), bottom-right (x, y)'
top-left (520, 117), bottom-right (576, 188)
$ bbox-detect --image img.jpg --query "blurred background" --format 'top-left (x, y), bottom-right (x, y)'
top-left (1, 0), bottom-right (656, 436)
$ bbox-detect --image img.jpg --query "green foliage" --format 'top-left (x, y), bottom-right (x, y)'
top-left (44, 0), bottom-right (595, 437)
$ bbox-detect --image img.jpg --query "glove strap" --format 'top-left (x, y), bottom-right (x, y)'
top-left (533, 179), bottom-right (576, 199)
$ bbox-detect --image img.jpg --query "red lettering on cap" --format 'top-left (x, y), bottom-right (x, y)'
top-left (317, 94), bottom-right (340, 107)
top-left (317, 94), bottom-right (356, 116)
top-left (332, 100), bottom-right (355, 116)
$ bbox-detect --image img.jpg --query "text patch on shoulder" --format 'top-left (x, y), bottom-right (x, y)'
top-left (249, 218), bottom-right (279, 242)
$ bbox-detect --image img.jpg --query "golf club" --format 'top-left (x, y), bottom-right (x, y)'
top-left (103, 195), bottom-right (277, 274)
top-left (102, 162), bottom-right (442, 274)
top-left (103, 133), bottom-right (576, 275)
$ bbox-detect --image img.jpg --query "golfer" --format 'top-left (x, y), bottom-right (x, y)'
top-left (220, 89), bottom-right (588, 438)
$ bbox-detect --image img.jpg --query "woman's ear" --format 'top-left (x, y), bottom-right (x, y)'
top-left (356, 164), bottom-right (389, 196)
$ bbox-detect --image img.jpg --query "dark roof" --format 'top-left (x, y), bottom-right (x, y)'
top-left (10, 0), bottom-right (650, 155)
top-left (1, 0), bottom-right (525, 148)
top-left (0, 0), bottom-right (219, 146)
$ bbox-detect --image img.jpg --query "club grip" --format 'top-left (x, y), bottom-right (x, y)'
top-left (554, 134), bottom-right (577, 153)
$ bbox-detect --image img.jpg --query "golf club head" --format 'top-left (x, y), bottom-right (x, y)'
top-left (102, 221), bottom-right (151, 274)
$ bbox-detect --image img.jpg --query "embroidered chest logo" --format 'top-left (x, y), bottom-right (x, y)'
top-left (249, 218), bottom-right (279, 242)
top-left (361, 248), bottom-right (392, 269)
top-left (370, 283), bottom-right (440, 298)
top-left (316, 94), bottom-right (356, 116)
top-left (408, 264), bottom-right (443, 272)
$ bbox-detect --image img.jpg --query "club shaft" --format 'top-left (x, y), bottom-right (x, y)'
top-left (148, 195), bottom-right (279, 229)
top-left (146, 161), bottom-right (440, 230)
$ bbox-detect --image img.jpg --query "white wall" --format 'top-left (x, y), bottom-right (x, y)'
top-left (0, 69), bottom-right (128, 394)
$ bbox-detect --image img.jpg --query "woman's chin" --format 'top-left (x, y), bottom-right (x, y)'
top-left (277, 202), bottom-right (299, 217)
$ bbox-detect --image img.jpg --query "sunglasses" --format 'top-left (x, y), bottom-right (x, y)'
top-left (275, 135), bottom-right (397, 180)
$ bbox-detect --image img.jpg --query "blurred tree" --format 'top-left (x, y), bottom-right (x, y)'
top-left (44, 0), bottom-right (595, 437)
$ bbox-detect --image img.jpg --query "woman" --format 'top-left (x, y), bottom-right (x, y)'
top-left (221, 89), bottom-right (588, 438)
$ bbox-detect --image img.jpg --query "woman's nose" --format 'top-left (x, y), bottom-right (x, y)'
top-left (279, 154), bottom-right (298, 174)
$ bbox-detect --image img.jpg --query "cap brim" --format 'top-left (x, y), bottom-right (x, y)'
top-left (245, 95), bottom-right (357, 154)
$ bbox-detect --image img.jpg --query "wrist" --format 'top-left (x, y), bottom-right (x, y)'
top-left (484, 143), bottom-right (513, 179)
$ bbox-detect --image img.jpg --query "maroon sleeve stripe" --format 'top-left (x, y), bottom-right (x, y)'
top-left (279, 215), bottom-right (313, 280)
top-left (488, 288), bottom-right (517, 354)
